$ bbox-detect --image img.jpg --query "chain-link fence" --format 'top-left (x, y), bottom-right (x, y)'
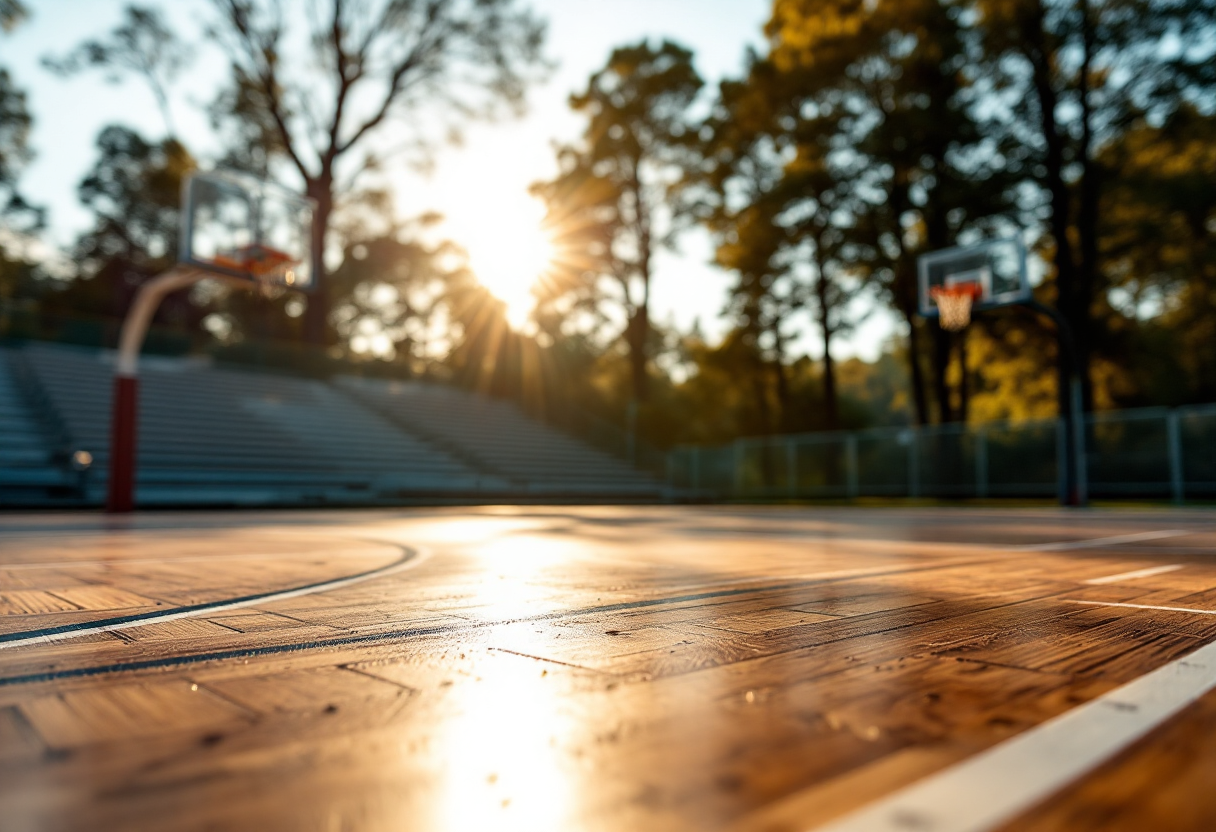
top-left (668, 404), bottom-right (1216, 502)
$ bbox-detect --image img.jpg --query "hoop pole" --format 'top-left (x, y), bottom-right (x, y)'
top-left (1024, 300), bottom-right (1088, 507)
top-left (106, 267), bottom-right (207, 513)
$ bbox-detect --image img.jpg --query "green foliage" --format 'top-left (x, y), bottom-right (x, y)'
top-left (0, 0), bottom-right (39, 230)
top-left (972, 0), bottom-right (1216, 414)
top-left (0, 245), bottom-right (39, 307)
top-left (533, 40), bottom-right (704, 403)
top-left (0, 68), bottom-right (36, 225)
top-left (43, 5), bottom-right (189, 136)
top-left (328, 228), bottom-right (473, 373)
top-left (1099, 104), bottom-right (1216, 403)
top-left (8, 0), bottom-right (1216, 458)
top-left (205, 0), bottom-right (548, 343)
top-left (43, 126), bottom-right (197, 325)
top-left (671, 0), bottom-right (1216, 441)
top-left (0, 0), bottom-right (25, 31)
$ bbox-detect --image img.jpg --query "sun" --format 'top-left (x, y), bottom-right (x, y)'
top-left (444, 188), bottom-right (555, 330)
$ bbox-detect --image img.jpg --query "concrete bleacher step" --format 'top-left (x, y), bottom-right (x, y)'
top-left (8, 342), bottom-right (665, 506)
top-left (11, 343), bottom-right (513, 505)
top-left (0, 348), bottom-right (76, 504)
top-left (337, 376), bottom-right (664, 497)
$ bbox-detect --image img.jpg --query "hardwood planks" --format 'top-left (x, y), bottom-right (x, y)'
top-left (0, 507), bottom-right (1214, 831)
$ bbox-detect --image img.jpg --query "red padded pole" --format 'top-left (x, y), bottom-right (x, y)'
top-left (103, 267), bottom-right (205, 514)
top-left (106, 375), bottom-right (139, 513)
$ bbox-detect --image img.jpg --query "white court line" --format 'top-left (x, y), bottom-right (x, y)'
top-left (1066, 599), bottom-right (1216, 616)
top-left (1017, 529), bottom-right (1190, 552)
top-left (810, 633), bottom-right (1216, 832)
top-left (1085, 564), bottom-right (1185, 585)
top-left (0, 546), bottom-right (431, 651)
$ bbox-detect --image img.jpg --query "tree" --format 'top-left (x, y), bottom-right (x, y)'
top-left (533, 40), bottom-right (704, 409)
top-left (696, 61), bottom-right (796, 434)
top-left (762, 0), bottom-right (1014, 425)
top-left (0, 0), bottom-right (25, 30)
top-left (697, 55), bottom-right (869, 432)
top-left (43, 5), bottom-right (190, 137)
top-left (206, 0), bottom-right (547, 346)
top-left (48, 126), bottom-right (199, 325)
top-left (974, 0), bottom-right (1216, 415)
top-left (1098, 104), bottom-right (1216, 403)
top-left (0, 69), bottom-right (35, 227)
top-left (0, 0), bottom-right (38, 231)
top-left (328, 222), bottom-right (471, 372)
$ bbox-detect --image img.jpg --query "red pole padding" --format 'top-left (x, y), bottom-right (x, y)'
top-left (106, 375), bottom-right (139, 513)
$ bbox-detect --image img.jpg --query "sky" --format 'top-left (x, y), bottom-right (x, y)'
top-left (2, 0), bottom-right (897, 360)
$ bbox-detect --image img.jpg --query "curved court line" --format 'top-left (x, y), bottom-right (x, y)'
top-left (0, 557), bottom-right (1004, 688)
top-left (0, 543), bottom-right (430, 651)
top-left (0, 549), bottom-right (394, 571)
top-left (810, 634), bottom-right (1216, 832)
top-left (0, 527), bottom-right (1199, 683)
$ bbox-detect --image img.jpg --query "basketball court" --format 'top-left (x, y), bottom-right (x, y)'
top-left (3, 506), bottom-right (1216, 831)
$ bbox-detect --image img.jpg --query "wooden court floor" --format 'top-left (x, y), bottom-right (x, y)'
top-left (2, 506), bottom-right (1216, 832)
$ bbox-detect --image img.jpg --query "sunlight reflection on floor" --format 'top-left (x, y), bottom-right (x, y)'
top-left (430, 652), bottom-right (576, 832)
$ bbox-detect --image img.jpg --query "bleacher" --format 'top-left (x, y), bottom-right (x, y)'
top-left (0, 350), bottom-right (77, 501)
top-left (337, 376), bottom-right (662, 496)
top-left (1, 342), bottom-right (663, 507)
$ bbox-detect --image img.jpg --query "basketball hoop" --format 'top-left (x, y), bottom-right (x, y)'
top-left (929, 284), bottom-right (983, 331)
top-left (107, 170), bottom-right (316, 512)
top-left (918, 238), bottom-right (1031, 332)
top-left (212, 244), bottom-right (302, 296)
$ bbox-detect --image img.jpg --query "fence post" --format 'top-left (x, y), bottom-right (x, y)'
top-left (846, 433), bottom-right (859, 499)
top-left (1056, 417), bottom-right (1068, 505)
top-left (786, 438), bottom-right (797, 499)
top-left (975, 426), bottom-right (989, 499)
top-left (1167, 410), bottom-right (1184, 504)
top-left (1071, 378), bottom-right (1088, 506)
top-left (908, 428), bottom-right (920, 499)
top-left (733, 440), bottom-right (744, 498)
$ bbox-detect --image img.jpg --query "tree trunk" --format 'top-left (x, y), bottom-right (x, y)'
top-left (822, 339), bottom-right (838, 431)
top-left (1075, 0), bottom-right (1098, 412)
top-left (303, 178), bottom-right (332, 347)
top-left (958, 329), bottom-right (970, 423)
top-left (1026, 2), bottom-right (1079, 426)
top-left (813, 243), bottom-right (839, 430)
top-left (888, 173), bottom-right (929, 426)
top-left (922, 179), bottom-right (956, 424)
top-left (771, 327), bottom-right (793, 432)
top-left (627, 305), bottom-right (648, 404)
top-left (627, 168), bottom-right (652, 406)
top-left (931, 326), bottom-right (954, 423)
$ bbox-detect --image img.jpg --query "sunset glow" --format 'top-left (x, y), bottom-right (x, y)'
top-left (443, 186), bottom-right (555, 330)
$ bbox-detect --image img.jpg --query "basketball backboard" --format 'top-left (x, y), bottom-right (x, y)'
top-left (180, 171), bottom-right (316, 291)
top-left (917, 238), bottom-right (1030, 323)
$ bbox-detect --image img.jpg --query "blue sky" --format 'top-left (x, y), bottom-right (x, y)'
top-left (3, 0), bottom-right (895, 359)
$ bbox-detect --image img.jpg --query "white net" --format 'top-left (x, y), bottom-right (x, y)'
top-left (930, 286), bottom-right (980, 331)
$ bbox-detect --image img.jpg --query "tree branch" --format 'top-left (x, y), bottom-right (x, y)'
top-left (213, 0), bottom-right (311, 181)
top-left (336, 0), bottom-right (450, 156)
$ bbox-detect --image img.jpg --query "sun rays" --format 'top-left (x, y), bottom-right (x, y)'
top-left (443, 187), bottom-right (557, 330)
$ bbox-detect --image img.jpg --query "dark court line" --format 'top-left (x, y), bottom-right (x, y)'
top-left (0, 558), bottom-right (997, 687)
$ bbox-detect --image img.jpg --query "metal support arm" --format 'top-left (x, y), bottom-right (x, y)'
top-left (106, 267), bottom-right (208, 513)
